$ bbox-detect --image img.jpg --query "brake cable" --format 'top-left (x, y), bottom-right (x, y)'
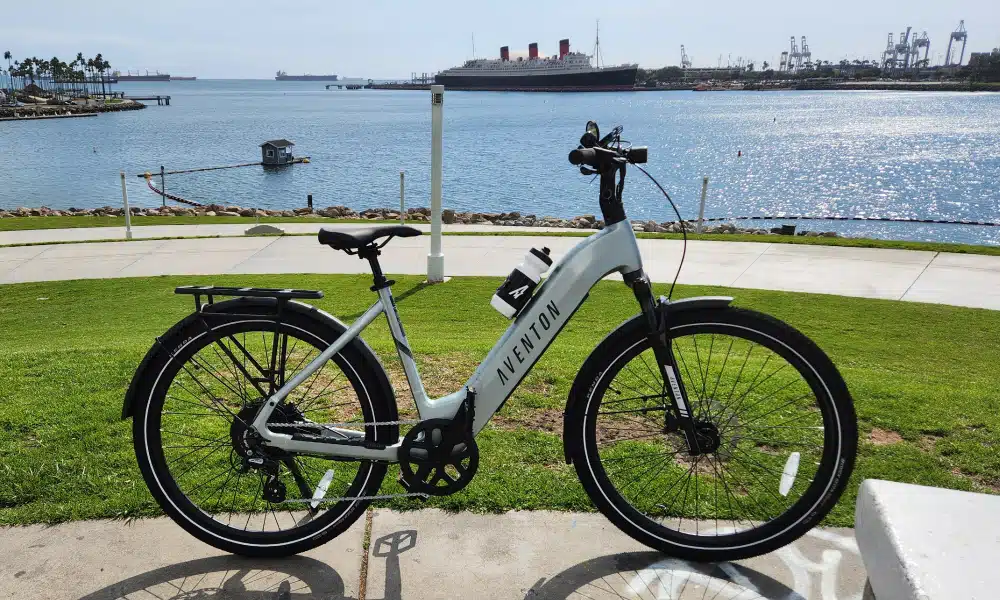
top-left (629, 162), bottom-right (688, 301)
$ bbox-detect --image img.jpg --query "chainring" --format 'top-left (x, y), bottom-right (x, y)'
top-left (398, 418), bottom-right (479, 496)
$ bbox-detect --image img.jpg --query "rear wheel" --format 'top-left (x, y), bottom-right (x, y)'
top-left (133, 304), bottom-right (396, 557)
top-left (567, 307), bottom-right (857, 561)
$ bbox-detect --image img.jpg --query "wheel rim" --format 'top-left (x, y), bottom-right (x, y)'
top-left (147, 318), bottom-right (378, 542)
top-left (586, 322), bottom-right (840, 544)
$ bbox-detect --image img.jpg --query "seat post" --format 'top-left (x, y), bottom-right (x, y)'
top-left (359, 246), bottom-right (394, 291)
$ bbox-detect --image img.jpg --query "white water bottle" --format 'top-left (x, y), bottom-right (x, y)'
top-left (490, 247), bottom-right (552, 318)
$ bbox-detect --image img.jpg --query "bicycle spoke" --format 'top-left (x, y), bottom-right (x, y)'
top-left (592, 323), bottom-right (840, 542)
top-left (148, 319), bottom-right (382, 542)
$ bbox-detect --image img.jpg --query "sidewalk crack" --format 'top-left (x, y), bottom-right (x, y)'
top-left (900, 251), bottom-right (939, 301)
top-left (358, 508), bottom-right (374, 600)
top-left (227, 236), bottom-right (284, 273)
top-left (729, 243), bottom-right (772, 287)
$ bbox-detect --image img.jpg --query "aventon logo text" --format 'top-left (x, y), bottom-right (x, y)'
top-left (496, 300), bottom-right (561, 386)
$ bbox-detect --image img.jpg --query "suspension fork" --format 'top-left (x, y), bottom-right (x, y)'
top-left (625, 271), bottom-right (703, 455)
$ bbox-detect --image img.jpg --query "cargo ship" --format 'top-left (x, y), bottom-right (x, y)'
top-left (170, 76), bottom-right (197, 81)
top-left (275, 71), bottom-right (339, 81)
top-left (434, 37), bottom-right (637, 91)
top-left (113, 70), bottom-right (170, 82)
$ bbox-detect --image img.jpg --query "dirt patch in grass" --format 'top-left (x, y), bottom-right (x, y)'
top-left (868, 428), bottom-right (904, 446)
top-left (917, 433), bottom-right (945, 452)
top-left (951, 467), bottom-right (1000, 494)
top-left (493, 407), bottom-right (564, 435)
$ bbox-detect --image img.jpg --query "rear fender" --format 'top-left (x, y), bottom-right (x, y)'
top-left (122, 297), bottom-right (396, 424)
top-left (561, 296), bottom-right (733, 464)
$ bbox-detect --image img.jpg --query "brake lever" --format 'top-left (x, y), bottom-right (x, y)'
top-left (579, 166), bottom-right (598, 176)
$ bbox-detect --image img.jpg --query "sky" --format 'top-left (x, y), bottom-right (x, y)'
top-left (1, 0), bottom-right (998, 79)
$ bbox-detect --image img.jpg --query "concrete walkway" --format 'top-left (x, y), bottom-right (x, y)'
top-left (1, 224), bottom-right (997, 310)
top-left (1, 509), bottom-right (866, 600)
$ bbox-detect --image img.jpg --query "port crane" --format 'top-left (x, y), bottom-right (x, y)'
top-left (680, 45), bottom-right (692, 69)
top-left (945, 20), bottom-right (968, 66)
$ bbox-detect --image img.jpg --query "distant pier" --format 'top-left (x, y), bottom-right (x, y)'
top-left (125, 95), bottom-right (171, 106)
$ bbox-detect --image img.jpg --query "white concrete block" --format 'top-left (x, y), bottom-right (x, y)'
top-left (855, 479), bottom-right (1000, 600)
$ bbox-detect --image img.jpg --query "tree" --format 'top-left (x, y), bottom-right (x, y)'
top-left (86, 58), bottom-right (95, 97)
top-left (102, 57), bottom-right (112, 96)
top-left (3, 51), bottom-right (11, 92)
top-left (94, 53), bottom-right (106, 97)
top-left (74, 52), bottom-right (85, 95)
top-left (762, 61), bottom-right (769, 71)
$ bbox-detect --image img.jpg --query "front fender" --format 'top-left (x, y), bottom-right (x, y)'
top-left (562, 296), bottom-right (733, 464)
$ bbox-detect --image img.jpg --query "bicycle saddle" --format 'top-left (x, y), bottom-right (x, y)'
top-left (318, 225), bottom-right (421, 251)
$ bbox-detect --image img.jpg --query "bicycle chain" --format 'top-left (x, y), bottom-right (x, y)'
top-left (281, 491), bottom-right (430, 505)
top-left (267, 419), bottom-right (431, 504)
top-left (267, 419), bottom-right (421, 431)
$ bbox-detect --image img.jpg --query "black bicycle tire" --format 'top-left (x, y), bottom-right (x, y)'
top-left (567, 306), bottom-right (857, 562)
top-left (132, 305), bottom-right (396, 557)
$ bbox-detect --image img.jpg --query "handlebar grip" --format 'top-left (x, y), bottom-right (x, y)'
top-left (569, 147), bottom-right (596, 166)
top-left (626, 146), bottom-right (648, 164)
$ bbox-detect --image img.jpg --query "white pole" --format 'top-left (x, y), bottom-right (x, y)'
top-left (427, 85), bottom-right (445, 283)
top-left (695, 176), bottom-right (709, 234)
top-left (120, 171), bottom-right (132, 240)
top-left (400, 171), bottom-right (405, 226)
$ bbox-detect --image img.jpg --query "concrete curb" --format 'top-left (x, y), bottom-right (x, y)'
top-left (856, 479), bottom-right (1000, 600)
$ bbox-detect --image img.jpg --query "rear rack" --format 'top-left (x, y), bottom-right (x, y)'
top-left (175, 285), bottom-right (323, 312)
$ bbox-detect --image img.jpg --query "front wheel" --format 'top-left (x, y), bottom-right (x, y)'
top-left (566, 306), bottom-right (857, 562)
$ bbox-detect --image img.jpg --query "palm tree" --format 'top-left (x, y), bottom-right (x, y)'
top-left (86, 58), bottom-right (95, 97)
top-left (102, 59), bottom-right (112, 96)
top-left (3, 51), bottom-right (11, 92)
top-left (94, 53), bottom-right (106, 97)
top-left (75, 52), bottom-right (86, 95)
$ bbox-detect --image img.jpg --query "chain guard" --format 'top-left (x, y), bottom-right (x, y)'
top-left (398, 418), bottom-right (479, 496)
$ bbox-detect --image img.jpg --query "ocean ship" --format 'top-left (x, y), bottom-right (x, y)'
top-left (113, 70), bottom-right (170, 82)
top-left (170, 76), bottom-right (197, 81)
top-left (275, 71), bottom-right (339, 81)
top-left (434, 38), bottom-right (637, 91)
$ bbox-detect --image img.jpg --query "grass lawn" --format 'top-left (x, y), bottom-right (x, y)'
top-left (1, 274), bottom-right (998, 528)
top-left (2, 215), bottom-right (999, 256)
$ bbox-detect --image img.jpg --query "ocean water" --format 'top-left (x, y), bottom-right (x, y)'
top-left (1, 79), bottom-right (999, 244)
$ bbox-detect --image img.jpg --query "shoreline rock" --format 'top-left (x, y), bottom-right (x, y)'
top-left (0, 205), bottom-right (839, 238)
top-left (0, 100), bottom-right (145, 119)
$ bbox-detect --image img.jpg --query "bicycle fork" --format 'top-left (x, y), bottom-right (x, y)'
top-left (625, 271), bottom-right (703, 456)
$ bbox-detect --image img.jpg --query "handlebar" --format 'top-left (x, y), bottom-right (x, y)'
top-left (568, 146), bottom-right (605, 167)
top-left (566, 122), bottom-right (648, 226)
top-left (568, 144), bottom-right (647, 168)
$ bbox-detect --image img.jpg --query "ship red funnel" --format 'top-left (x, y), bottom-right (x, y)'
top-left (528, 43), bottom-right (538, 59)
top-left (500, 46), bottom-right (509, 61)
top-left (559, 39), bottom-right (570, 59)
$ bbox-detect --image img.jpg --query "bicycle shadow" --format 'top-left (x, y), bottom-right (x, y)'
top-left (371, 529), bottom-right (418, 600)
top-left (74, 530), bottom-right (418, 600)
top-left (76, 554), bottom-right (349, 600)
top-left (524, 551), bottom-right (804, 600)
top-left (339, 280), bottom-right (432, 320)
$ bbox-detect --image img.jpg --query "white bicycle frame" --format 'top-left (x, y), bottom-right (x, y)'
top-left (252, 220), bottom-right (644, 462)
